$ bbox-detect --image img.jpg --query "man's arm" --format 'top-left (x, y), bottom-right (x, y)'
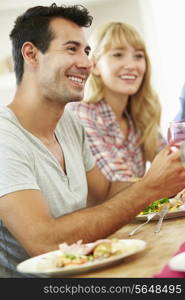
top-left (1, 146), bottom-right (185, 258)
top-left (87, 146), bottom-right (184, 202)
top-left (0, 180), bottom-right (155, 257)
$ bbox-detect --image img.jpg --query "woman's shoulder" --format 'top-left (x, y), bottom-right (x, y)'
top-left (66, 101), bottom-right (100, 119)
top-left (66, 101), bottom-right (96, 110)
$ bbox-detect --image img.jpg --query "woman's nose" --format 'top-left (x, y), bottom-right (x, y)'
top-left (124, 62), bottom-right (135, 70)
top-left (123, 55), bottom-right (136, 70)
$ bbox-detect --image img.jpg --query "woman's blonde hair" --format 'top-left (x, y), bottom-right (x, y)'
top-left (83, 22), bottom-right (162, 162)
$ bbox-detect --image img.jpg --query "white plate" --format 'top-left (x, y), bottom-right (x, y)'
top-left (136, 206), bottom-right (185, 221)
top-left (17, 239), bottom-right (146, 277)
top-left (169, 251), bottom-right (185, 272)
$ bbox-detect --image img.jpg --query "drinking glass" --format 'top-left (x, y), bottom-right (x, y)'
top-left (167, 121), bottom-right (185, 145)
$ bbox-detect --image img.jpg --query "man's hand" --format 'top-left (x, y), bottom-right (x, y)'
top-left (142, 146), bottom-right (185, 198)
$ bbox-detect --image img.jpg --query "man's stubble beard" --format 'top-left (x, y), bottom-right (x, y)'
top-left (51, 69), bottom-right (86, 104)
top-left (61, 87), bottom-right (84, 104)
top-left (42, 80), bottom-right (84, 105)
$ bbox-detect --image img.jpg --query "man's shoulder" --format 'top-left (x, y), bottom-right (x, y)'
top-left (0, 105), bottom-right (10, 117)
top-left (0, 106), bottom-right (28, 147)
top-left (61, 106), bottom-right (83, 126)
top-left (57, 107), bottom-right (85, 137)
top-left (0, 106), bottom-right (16, 133)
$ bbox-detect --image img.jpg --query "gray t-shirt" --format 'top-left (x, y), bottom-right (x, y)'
top-left (0, 106), bottom-right (95, 277)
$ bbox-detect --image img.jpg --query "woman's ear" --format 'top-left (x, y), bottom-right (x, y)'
top-left (91, 56), bottom-right (101, 76)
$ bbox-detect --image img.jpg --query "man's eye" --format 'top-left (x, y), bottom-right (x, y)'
top-left (67, 47), bottom-right (76, 52)
top-left (85, 50), bottom-right (90, 56)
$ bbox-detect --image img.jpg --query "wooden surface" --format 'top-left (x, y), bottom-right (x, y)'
top-left (67, 215), bottom-right (185, 278)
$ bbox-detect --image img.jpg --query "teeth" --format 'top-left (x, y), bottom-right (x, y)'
top-left (120, 75), bottom-right (136, 79)
top-left (68, 76), bottom-right (85, 84)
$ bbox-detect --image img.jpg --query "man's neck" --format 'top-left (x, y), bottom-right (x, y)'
top-left (8, 88), bottom-right (65, 142)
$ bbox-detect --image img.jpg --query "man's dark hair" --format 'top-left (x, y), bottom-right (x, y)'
top-left (9, 3), bottom-right (93, 84)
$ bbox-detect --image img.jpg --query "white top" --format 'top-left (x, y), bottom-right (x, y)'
top-left (0, 106), bottom-right (95, 277)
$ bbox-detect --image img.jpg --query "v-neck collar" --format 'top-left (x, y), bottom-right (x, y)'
top-left (5, 106), bottom-right (69, 178)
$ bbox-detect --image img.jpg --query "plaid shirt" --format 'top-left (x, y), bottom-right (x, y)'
top-left (67, 100), bottom-right (166, 182)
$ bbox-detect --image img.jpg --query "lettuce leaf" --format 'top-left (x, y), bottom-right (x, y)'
top-left (140, 198), bottom-right (169, 215)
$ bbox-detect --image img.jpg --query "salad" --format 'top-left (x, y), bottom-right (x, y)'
top-left (139, 188), bottom-right (185, 215)
top-left (139, 198), bottom-right (170, 215)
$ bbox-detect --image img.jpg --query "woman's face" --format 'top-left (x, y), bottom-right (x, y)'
top-left (94, 41), bottom-right (146, 98)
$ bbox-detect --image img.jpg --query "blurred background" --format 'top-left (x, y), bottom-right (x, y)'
top-left (1, 0), bottom-right (185, 136)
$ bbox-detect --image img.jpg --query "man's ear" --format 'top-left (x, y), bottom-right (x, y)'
top-left (91, 56), bottom-right (101, 77)
top-left (21, 42), bottom-right (38, 66)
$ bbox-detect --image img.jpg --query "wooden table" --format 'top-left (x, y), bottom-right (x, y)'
top-left (70, 215), bottom-right (185, 278)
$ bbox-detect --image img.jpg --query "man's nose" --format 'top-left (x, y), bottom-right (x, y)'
top-left (76, 53), bottom-right (93, 70)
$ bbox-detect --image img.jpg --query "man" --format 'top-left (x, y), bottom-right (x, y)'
top-left (174, 83), bottom-right (185, 121)
top-left (0, 3), bottom-right (185, 278)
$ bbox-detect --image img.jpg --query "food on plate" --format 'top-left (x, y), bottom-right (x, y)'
top-left (139, 198), bottom-right (169, 215)
top-left (37, 239), bottom-right (135, 270)
top-left (58, 239), bottom-right (110, 255)
top-left (93, 242), bottom-right (112, 259)
top-left (57, 239), bottom-right (127, 267)
top-left (56, 253), bottom-right (93, 267)
top-left (139, 189), bottom-right (185, 215)
top-left (93, 239), bottom-right (129, 259)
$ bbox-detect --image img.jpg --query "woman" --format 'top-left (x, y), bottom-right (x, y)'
top-left (67, 22), bottom-right (166, 181)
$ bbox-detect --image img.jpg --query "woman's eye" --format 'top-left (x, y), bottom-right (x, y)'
top-left (113, 52), bottom-right (123, 57)
top-left (135, 53), bottom-right (145, 59)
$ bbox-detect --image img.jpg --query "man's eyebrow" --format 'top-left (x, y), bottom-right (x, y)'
top-left (63, 40), bottom-right (91, 51)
